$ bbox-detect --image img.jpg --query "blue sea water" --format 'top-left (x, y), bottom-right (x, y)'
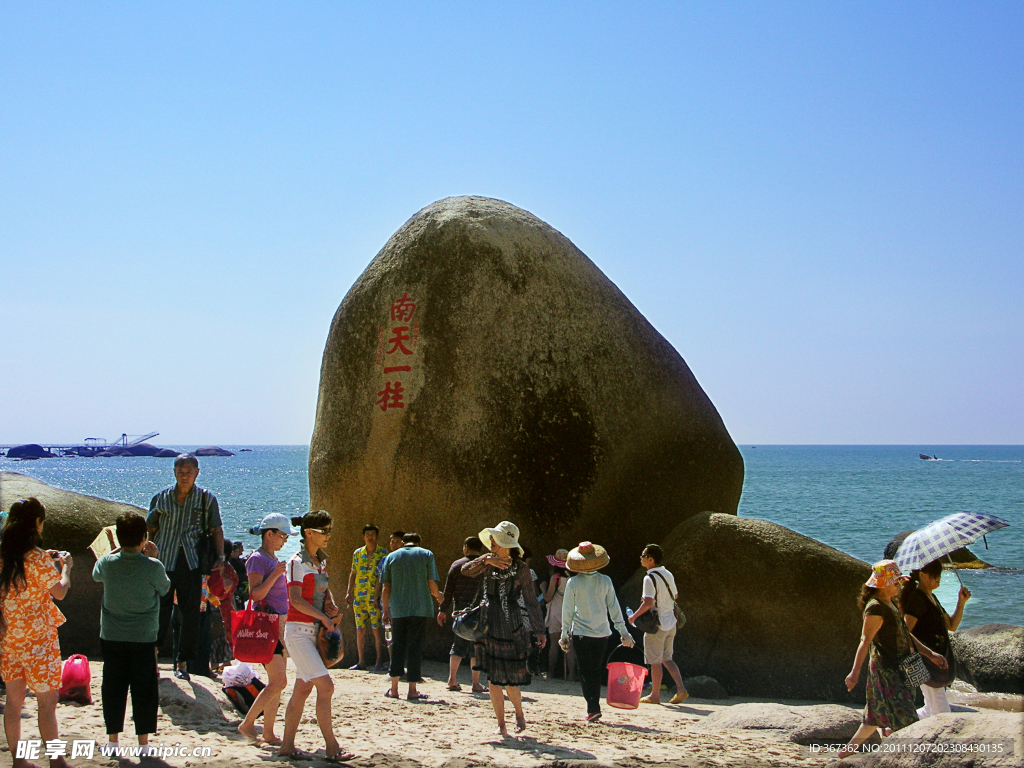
top-left (737, 445), bottom-right (1023, 629)
top-left (2, 444), bottom-right (1020, 628)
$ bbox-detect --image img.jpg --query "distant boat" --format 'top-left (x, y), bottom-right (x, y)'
top-left (239, 448), bottom-right (253, 452)
top-left (919, 453), bottom-right (939, 461)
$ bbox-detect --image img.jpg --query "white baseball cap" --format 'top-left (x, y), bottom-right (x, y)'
top-left (250, 513), bottom-right (299, 536)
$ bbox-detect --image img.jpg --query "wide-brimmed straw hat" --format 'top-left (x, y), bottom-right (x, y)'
top-left (865, 559), bottom-right (908, 589)
top-left (546, 548), bottom-right (569, 569)
top-left (478, 521), bottom-right (524, 555)
top-left (566, 541), bottom-right (610, 573)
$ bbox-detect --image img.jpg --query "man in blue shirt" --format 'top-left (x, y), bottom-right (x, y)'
top-left (146, 454), bottom-right (224, 680)
top-left (381, 533), bottom-right (442, 700)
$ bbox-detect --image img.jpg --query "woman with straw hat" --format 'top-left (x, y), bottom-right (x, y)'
top-left (460, 521), bottom-right (546, 737)
top-left (559, 541), bottom-right (634, 723)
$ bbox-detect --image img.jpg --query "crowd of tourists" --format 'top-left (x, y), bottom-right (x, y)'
top-left (0, 453), bottom-right (970, 766)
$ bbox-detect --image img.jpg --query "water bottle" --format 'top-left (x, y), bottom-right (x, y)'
top-left (626, 607), bottom-right (634, 620)
top-left (384, 620), bottom-right (393, 645)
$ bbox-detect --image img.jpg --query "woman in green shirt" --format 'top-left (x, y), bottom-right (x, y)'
top-left (92, 512), bottom-right (171, 757)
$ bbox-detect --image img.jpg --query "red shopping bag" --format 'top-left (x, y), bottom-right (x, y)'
top-left (59, 654), bottom-right (92, 704)
top-left (230, 601), bottom-right (279, 665)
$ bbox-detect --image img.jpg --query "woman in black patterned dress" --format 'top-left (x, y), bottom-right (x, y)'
top-left (461, 521), bottom-right (546, 737)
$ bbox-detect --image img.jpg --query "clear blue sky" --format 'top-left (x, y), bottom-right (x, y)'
top-left (2, 2), bottom-right (1021, 445)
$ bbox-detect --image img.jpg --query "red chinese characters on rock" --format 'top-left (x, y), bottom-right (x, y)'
top-left (377, 293), bottom-right (420, 412)
top-left (386, 327), bottom-right (413, 356)
top-left (391, 292), bottom-right (417, 323)
top-left (376, 381), bottom-right (405, 411)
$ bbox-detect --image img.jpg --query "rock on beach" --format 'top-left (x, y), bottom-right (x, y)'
top-left (951, 624), bottom-right (1024, 695)
top-left (620, 512), bottom-right (871, 701)
top-left (0, 471), bottom-right (144, 657)
top-left (309, 195), bottom-right (744, 660)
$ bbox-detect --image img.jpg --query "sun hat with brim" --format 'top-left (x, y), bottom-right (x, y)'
top-left (478, 521), bottom-right (524, 555)
top-left (546, 548), bottom-right (569, 569)
top-left (249, 512), bottom-right (299, 536)
top-left (566, 541), bottom-right (610, 573)
top-left (865, 559), bottom-right (907, 589)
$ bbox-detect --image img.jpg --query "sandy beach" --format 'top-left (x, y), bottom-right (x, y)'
top-left (0, 659), bottom-right (826, 768)
top-left (2, 658), bottom-right (1020, 768)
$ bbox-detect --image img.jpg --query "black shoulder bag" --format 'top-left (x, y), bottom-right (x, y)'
top-left (453, 570), bottom-right (490, 643)
top-left (634, 574), bottom-right (662, 634)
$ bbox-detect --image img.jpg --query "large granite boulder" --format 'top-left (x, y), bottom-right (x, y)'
top-left (950, 624), bottom-right (1024, 694)
top-left (309, 196), bottom-right (743, 661)
top-left (698, 702), bottom-right (864, 745)
top-left (194, 446), bottom-right (235, 457)
top-left (7, 443), bottom-right (55, 459)
top-left (0, 471), bottom-right (145, 657)
top-left (620, 512), bottom-right (871, 701)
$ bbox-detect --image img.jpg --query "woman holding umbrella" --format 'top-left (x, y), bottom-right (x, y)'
top-left (839, 560), bottom-right (948, 760)
top-left (902, 559), bottom-right (971, 718)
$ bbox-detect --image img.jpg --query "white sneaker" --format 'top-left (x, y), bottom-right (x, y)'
top-left (100, 742), bottom-right (120, 756)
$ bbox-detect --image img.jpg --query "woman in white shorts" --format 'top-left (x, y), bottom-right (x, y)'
top-left (279, 510), bottom-right (355, 762)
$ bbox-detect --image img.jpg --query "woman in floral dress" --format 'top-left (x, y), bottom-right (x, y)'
top-left (1, 498), bottom-right (74, 768)
top-left (839, 560), bottom-right (948, 759)
top-left (461, 521), bottom-right (546, 737)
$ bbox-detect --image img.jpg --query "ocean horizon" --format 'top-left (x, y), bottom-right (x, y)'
top-left (3, 443), bottom-right (1020, 629)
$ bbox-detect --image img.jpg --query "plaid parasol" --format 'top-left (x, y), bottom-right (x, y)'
top-left (894, 512), bottom-right (1009, 574)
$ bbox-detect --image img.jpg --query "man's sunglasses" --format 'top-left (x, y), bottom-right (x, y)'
top-left (306, 527), bottom-right (332, 535)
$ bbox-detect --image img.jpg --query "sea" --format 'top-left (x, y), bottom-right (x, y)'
top-left (2, 444), bottom-right (1020, 630)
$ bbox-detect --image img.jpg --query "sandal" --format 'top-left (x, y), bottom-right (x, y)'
top-left (324, 751), bottom-right (357, 763)
top-left (407, 692), bottom-right (428, 700)
top-left (447, 683), bottom-right (462, 691)
top-left (384, 690), bottom-right (400, 698)
top-left (279, 749), bottom-right (315, 761)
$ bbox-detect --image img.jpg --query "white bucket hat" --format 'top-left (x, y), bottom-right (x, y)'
top-left (478, 520), bottom-right (524, 555)
top-left (250, 512), bottom-right (299, 536)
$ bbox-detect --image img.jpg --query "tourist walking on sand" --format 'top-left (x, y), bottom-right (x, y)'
top-left (279, 511), bottom-right (354, 762)
top-left (381, 533), bottom-right (443, 700)
top-left (628, 544), bottom-right (688, 705)
top-left (1, 498), bottom-right (74, 768)
top-left (560, 541), bottom-right (634, 723)
top-left (92, 512), bottom-right (170, 756)
top-left (902, 559), bottom-right (971, 719)
top-left (237, 513), bottom-right (296, 745)
top-left (147, 453), bottom-right (225, 681)
top-left (461, 521), bottom-right (546, 737)
top-left (839, 560), bottom-right (948, 760)
top-left (542, 549), bottom-right (576, 680)
top-left (344, 523), bottom-right (387, 671)
top-left (437, 535), bottom-right (486, 692)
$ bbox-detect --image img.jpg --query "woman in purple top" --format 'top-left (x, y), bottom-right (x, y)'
top-left (237, 513), bottom-right (297, 745)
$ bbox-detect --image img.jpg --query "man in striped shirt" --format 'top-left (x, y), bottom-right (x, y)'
top-left (146, 454), bottom-right (225, 680)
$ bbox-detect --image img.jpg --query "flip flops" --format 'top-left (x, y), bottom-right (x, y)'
top-left (447, 684), bottom-right (462, 691)
top-left (280, 749), bottom-right (315, 761)
top-left (384, 690), bottom-right (400, 698)
top-left (324, 751), bottom-right (357, 762)
top-left (407, 692), bottom-right (428, 700)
